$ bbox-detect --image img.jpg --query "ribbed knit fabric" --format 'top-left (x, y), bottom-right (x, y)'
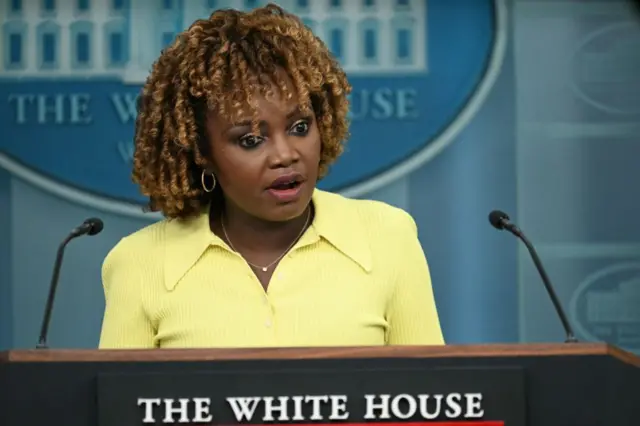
top-left (98, 189), bottom-right (444, 349)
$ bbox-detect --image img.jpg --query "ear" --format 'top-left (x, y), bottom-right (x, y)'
top-left (201, 159), bottom-right (218, 176)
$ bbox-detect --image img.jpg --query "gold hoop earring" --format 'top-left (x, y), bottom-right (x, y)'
top-left (201, 170), bottom-right (216, 193)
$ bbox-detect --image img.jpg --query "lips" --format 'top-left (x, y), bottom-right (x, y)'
top-left (268, 172), bottom-right (304, 190)
top-left (266, 172), bottom-right (305, 203)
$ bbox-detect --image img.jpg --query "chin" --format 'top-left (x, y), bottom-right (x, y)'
top-left (263, 184), bottom-right (312, 222)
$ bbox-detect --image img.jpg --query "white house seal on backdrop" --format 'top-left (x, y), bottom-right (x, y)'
top-left (0, 0), bottom-right (506, 218)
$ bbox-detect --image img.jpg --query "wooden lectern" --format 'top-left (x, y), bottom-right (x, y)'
top-left (1, 342), bottom-right (639, 426)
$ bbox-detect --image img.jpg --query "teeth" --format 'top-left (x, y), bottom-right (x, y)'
top-left (270, 179), bottom-right (301, 190)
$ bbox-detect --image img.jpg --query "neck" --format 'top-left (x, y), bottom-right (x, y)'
top-left (219, 202), bottom-right (311, 253)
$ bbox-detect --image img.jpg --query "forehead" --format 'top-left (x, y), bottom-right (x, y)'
top-left (214, 77), bottom-right (304, 125)
top-left (251, 86), bottom-right (299, 117)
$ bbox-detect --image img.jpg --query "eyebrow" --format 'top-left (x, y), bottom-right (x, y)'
top-left (224, 107), bottom-right (304, 133)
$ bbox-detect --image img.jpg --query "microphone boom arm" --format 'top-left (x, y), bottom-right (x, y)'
top-left (36, 235), bottom-right (74, 349)
top-left (35, 218), bottom-right (104, 349)
top-left (506, 223), bottom-right (578, 343)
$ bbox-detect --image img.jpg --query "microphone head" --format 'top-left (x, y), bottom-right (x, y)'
top-left (83, 218), bottom-right (104, 236)
top-left (488, 210), bottom-right (510, 230)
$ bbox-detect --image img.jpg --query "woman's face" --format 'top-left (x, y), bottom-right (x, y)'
top-left (205, 77), bottom-right (321, 223)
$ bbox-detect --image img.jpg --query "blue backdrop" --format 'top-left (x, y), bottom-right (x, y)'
top-left (1, 0), bottom-right (638, 354)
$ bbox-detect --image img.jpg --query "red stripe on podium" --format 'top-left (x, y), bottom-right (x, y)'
top-left (246, 422), bottom-right (504, 426)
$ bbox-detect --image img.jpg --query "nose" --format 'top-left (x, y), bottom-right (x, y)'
top-left (267, 133), bottom-right (299, 168)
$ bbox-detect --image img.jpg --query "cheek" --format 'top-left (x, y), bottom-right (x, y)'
top-left (300, 135), bottom-right (322, 168)
top-left (308, 126), bottom-right (323, 158)
top-left (212, 147), bottom-right (260, 187)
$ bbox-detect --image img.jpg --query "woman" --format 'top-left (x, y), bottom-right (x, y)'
top-left (99, 4), bottom-right (444, 349)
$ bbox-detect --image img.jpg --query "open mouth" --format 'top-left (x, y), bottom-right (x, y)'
top-left (269, 180), bottom-right (302, 191)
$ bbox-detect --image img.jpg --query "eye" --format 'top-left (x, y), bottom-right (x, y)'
top-left (238, 134), bottom-right (264, 149)
top-left (289, 119), bottom-right (310, 135)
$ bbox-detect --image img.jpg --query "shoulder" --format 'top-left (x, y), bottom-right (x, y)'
top-left (315, 189), bottom-right (418, 239)
top-left (101, 219), bottom-right (169, 284)
top-left (104, 219), bottom-right (168, 260)
top-left (355, 198), bottom-right (417, 235)
top-left (101, 211), bottom-right (211, 293)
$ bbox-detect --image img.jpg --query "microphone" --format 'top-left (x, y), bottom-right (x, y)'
top-left (488, 210), bottom-right (578, 343)
top-left (36, 218), bottom-right (104, 349)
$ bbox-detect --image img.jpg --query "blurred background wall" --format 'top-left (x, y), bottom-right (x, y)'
top-left (0, 0), bottom-right (639, 354)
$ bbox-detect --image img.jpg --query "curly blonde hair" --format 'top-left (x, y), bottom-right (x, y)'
top-left (131, 3), bottom-right (352, 219)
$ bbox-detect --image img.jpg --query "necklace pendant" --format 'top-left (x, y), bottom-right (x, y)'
top-left (262, 267), bottom-right (268, 272)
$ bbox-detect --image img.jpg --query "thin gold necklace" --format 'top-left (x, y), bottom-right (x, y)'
top-left (221, 208), bottom-right (311, 272)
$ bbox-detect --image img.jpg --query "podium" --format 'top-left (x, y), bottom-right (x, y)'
top-left (1, 342), bottom-right (639, 426)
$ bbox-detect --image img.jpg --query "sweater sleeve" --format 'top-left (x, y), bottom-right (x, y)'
top-left (98, 237), bottom-right (156, 349)
top-left (385, 210), bottom-right (445, 345)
